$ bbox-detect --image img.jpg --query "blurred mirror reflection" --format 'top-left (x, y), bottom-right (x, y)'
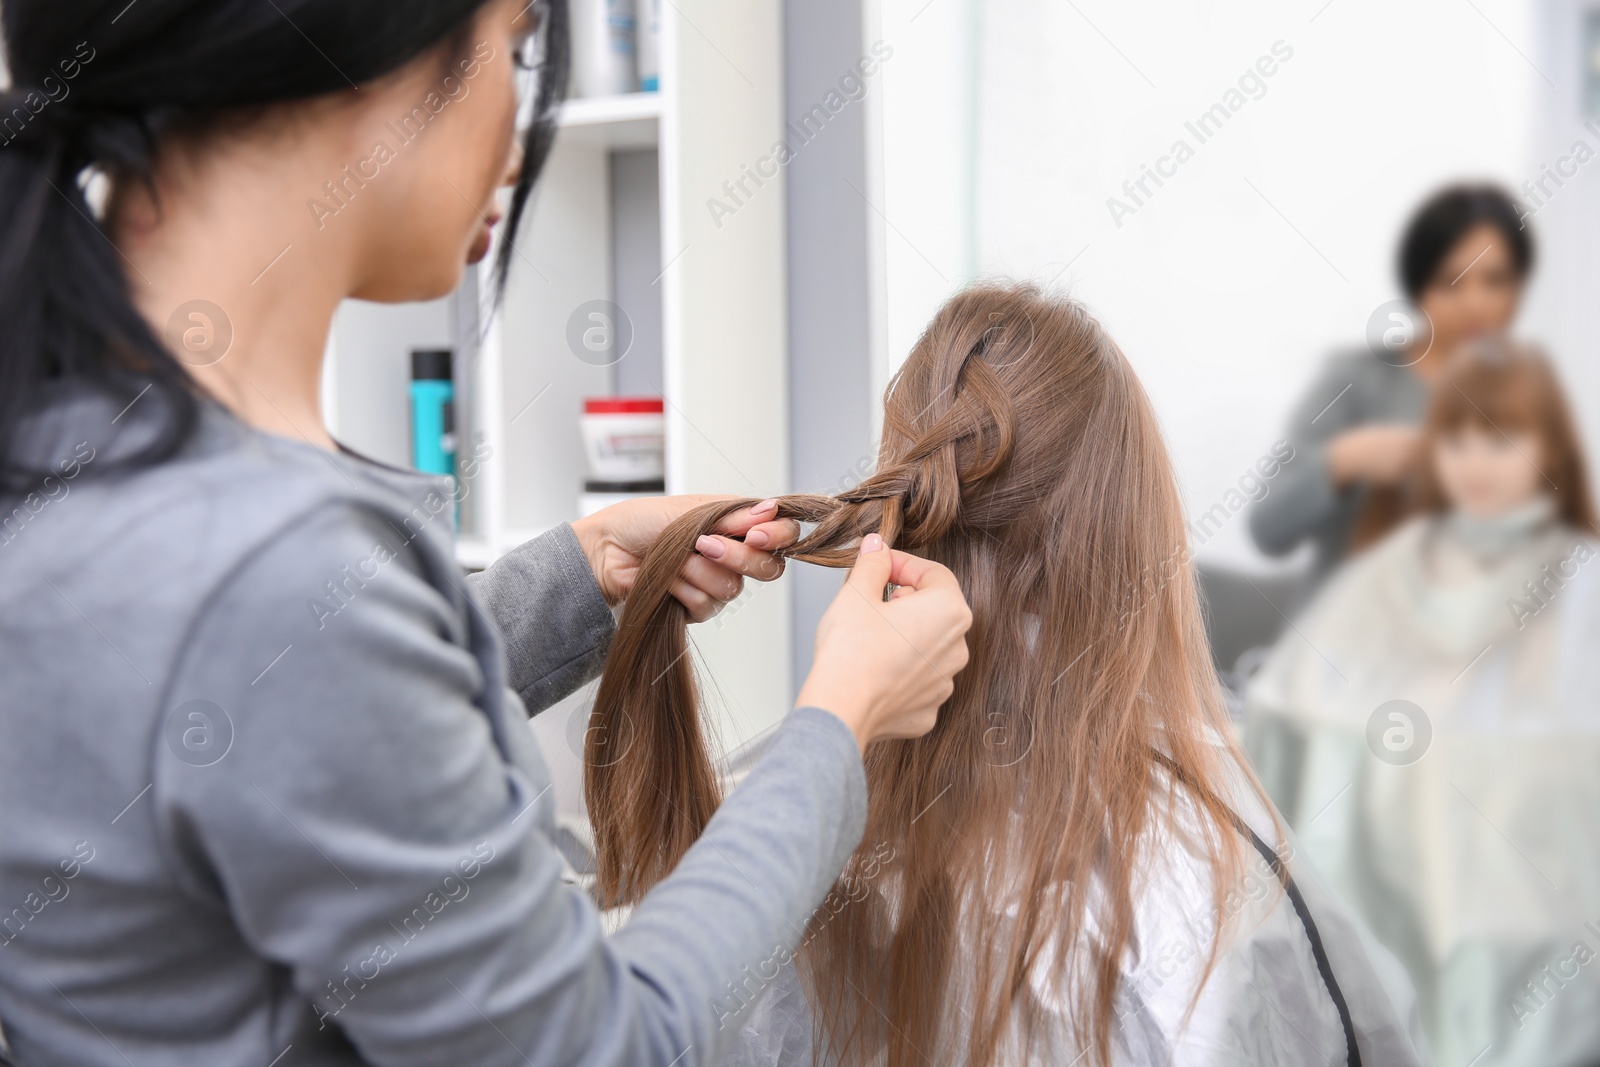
top-left (869, 1), bottom-right (1600, 1064)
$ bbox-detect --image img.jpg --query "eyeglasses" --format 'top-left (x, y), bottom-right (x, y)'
top-left (511, 1), bottom-right (546, 76)
top-left (512, 32), bottom-right (540, 74)
top-left (512, 10), bottom-right (544, 129)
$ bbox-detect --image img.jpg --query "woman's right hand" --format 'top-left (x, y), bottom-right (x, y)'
top-left (796, 534), bottom-right (973, 752)
top-left (1327, 424), bottom-right (1421, 488)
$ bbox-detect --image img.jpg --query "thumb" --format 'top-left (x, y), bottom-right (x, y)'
top-left (844, 532), bottom-right (893, 599)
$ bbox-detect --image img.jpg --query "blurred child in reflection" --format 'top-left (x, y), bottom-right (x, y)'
top-left (1245, 338), bottom-right (1600, 1067)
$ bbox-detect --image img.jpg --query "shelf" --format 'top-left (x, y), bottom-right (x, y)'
top-left (455, 526), bottom-right (553, 570)
top-left (557, 92), bottom-right (661, 150)
top-left (454, 536), bottom-right (497, 571)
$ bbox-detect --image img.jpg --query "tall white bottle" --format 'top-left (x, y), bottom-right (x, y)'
top-left (636, 0), bottom-right (661, 92)
top-left (571, 0), bottom-right (636, 98)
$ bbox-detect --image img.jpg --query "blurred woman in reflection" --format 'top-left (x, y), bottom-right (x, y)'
top-left (1245, 339), bottom-right (1600, 1067)
top-left (1250, 184), bottom-right (1535, 590)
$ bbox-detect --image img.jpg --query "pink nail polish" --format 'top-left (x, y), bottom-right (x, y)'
top-left (754, 498), bottom-right (778, 513)
top-left (696, 535), bottom-right (726, 560)
top-left (861, 533), bottom-right (883, 553)
top-left (745, 528), bottom-right (769, 548)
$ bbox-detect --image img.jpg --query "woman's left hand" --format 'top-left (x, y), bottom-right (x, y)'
top-left (570, 496), bottom-right (799, 621)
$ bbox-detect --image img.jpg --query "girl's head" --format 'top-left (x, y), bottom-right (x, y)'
top-left (1417, 339), bottom-right (1595, 527)
top-left (0, 0), bottom-right (568, 489)
top-left (1398, 184), bottom-right (1533, 356)
top-left (587, 282), bottom-right (1257, 1066)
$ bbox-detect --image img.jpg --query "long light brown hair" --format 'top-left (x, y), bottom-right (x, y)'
top-left (1351, 338), bottom-right (1598, 550)
top-left (585, 282), bottom-right (1259, 1065)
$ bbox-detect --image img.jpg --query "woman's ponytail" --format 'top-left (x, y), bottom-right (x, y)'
top-left (0, 86), bottom-right (196, 492)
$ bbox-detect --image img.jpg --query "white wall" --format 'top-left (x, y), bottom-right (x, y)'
top-left (866, 0), bottom-right (982, 439)
top-left (873, 0), bottom-right (1570, 571)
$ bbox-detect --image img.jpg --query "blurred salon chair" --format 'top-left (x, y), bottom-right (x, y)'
top-left (1195, 562), bottom-right (1306, 714)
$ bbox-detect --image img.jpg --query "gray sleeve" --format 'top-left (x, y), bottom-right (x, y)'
top-left (716, 964), bottom-right (816, 1067)
top-left (1249, 357), bottom-right (1363, 558)
top-left (154, 503), bottom-right (867, 1067)
top-left (467, 523), bottom-right (616, 714)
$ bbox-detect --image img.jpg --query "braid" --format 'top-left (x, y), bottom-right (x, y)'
top-left (585, 494), bottom-right (871, 905)
top-left (585, 315), bottom-right (1021, 906)
top-left (860, 345), bottom-right (1016, 549)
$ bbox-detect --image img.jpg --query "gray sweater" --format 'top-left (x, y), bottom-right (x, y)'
top-left (1249, 350), bottom-right (1430, 581)
top-left (0, 382), bottom-right (866, 1067)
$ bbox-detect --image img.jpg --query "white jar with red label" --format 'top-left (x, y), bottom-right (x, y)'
top-left (579, 397), bottom-right (665, 485)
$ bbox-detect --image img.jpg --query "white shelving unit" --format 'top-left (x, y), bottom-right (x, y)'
top-left (556, 91), bottom-right (662, 147)
top-left (327, 2), bottom-right (794, 764)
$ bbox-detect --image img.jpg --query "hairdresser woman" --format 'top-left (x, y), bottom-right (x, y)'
top-left (0, 1), bottom-right (972, 1064)
top-left (1250, 184), bottom-right (1534, 587)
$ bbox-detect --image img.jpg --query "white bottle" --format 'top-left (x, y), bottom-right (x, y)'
top-left (572, 0), bottom-right (637, 98)
top-left (636, 0), bottom-right (661, 92)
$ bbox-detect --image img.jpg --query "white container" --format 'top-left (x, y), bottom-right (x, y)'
top-left (572, 0), bottom-right (637, 98)
top-left (580, 397), bottom-right (664, 483)
top-left (636, 0), bottom-right (661, 92)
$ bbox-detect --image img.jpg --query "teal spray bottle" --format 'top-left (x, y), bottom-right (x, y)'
top-left (409, 348), bottom-right (458, 527)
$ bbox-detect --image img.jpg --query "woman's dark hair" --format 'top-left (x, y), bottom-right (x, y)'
top-left (0, 0), bottom-right (568, 491)
top-left (1398, 182), bottom-right (1533, 299)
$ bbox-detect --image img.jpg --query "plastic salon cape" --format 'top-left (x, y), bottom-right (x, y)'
top-left (1244, 504), bottom-right (1600, 1067)
top-left (713, 735), bottom-right (1424, 1066)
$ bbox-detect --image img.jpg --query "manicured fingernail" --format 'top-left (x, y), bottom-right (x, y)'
top-left (745, 528), bottom-right (770, 548)
top-left (753, 498), bottom-right (778, 514)
top-left (696, 535), bottom-right (726, 559)
top-left (861, 533), bottom-right (883, 553)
